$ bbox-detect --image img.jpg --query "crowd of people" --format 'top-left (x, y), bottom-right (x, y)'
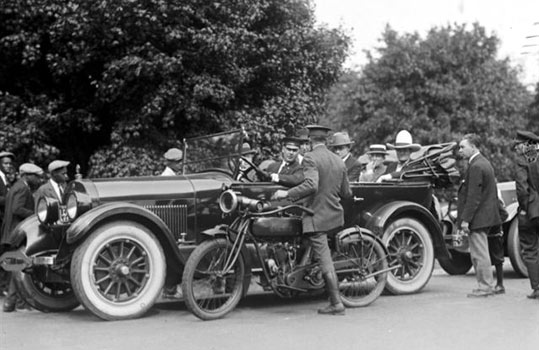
top-left (1, 125), bottom-right (539, 315)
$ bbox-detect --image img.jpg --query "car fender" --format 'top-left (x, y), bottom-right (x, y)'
top-left (66, 202), bottom-right (184, 271)
top-left (361, 200), bottom-right (449, 259)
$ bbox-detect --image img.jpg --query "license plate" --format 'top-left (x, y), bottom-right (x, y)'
top-left (59, 205), bottom-right (69, 223)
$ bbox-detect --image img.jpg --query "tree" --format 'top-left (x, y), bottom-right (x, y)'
top-left (0, 0), bottom-right (350, 177)
top-left (322, 23), bottom-right (533, 181)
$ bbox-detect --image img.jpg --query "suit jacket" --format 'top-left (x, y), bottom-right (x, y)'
top-left (266, 159), bottom-right (304, 187)
top-left (1, 179), bottom-right (35, 244)
top-left (457, 153), bottom-right (501, 230)
top-left (514, 155), bottom-right (539, 215)
top-left (0, 172), bottom-right (9, 226)
top-left (287, 144), bottom-right (352, 233)
top-left (344, 154), bottom-right (362, 182)
top-left (34, 180), bottom-right (64, 202)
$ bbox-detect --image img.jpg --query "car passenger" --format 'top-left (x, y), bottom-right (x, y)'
top-left (377, 130), bottom-right (421, 182)
top-left (359, 144), bottom-right (388, 182)
top-left (329, 132), bottom-right (362, 182)
top-left (265, 136), bottom-right (304, 187)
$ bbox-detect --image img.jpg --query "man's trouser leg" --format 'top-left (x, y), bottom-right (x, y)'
top-left (518, 217), bottom-right (539, 293)
top-left (469, 229), bottom-right (494, 292)
top-left (310, 232), bottom-right (345, 315)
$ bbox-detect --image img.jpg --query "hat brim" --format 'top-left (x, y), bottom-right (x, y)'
top-left (387, 143), bottom-right (422, 152)
top-left (367, 151), bottom-right (388, 155)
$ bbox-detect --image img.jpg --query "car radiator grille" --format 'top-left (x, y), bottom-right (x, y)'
top-left (145, 204), bottom-right (188, 241)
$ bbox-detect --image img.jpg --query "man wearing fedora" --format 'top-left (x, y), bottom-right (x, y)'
top-left (295, 127), bottom-right (311, 164)
top-left (513, 130), bottom-right (539, 299)
top-left (330, 131), bottom-right (362, 182)
top-left (359, 144), bottom-right (388, 182)
top-left (161, 147), bottom-right (183, 176)
top-left (272, 125), bottom-right (352, 315)
top-left (266, 136), bottom-right (304, 187)
top-left (377, 130), bottom-right (421, 182)
top-left (34, 160), bottom-right (70, 204)
top-left (2, 163), bottom-right (44, 312)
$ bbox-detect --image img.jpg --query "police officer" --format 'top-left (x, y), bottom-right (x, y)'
top-left (513, 130), bottom-right (539, 299)
top-left (273, 125), bottom-right (352, 315)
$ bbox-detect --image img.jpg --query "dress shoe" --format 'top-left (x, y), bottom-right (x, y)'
top-left (493, 285), bottom-right (505, 294)
top-left (317, 303), bottom-right (345, 315)
top-left (3, 298), bottom-right (16, 312)
top-left (526, 289), bottom-right (539, 299)
top-left (467, 289), bottom-right (493, 298)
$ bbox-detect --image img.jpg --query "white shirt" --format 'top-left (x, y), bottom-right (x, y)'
top-left (0, 170), bottom-right (7, 186)
top-left (50, 179), bottom-right (64, 200)
top-left (469, 152), bottom-right (480, 163)
top-left (161, 167), bottom-right (177, 176)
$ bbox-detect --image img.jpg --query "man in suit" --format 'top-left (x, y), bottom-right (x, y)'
top-left (273, 125), bottom-right (352, 315)
top-left (329, 132), bottom-right (362, 182)
top-left (513, 130), bottom-right (539, 299)
top-left (34, 160), bottom-right (70, 203)
top-left (457, 133), bottom-right (501, 297)
top-left (359, 144), bottom-right (388, 182)
top-left (0, 151), bottom-right (15, 295)
top-left (265, 136), bottom-right (304, 187)
top-left (2, 163), bottom-right (44, 312)
top-left (378, 130), bottom-right (421, 182)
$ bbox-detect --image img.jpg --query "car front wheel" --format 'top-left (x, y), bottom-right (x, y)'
top-left (71, 221), bottom-right (166, 321)
top-left (507, 218), bottom-right (528, 277)
top-left (383, 218), bottom-right (435, 294)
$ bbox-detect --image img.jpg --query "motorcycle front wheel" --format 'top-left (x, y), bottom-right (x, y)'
top-left (335, 233), bottom-right (388, 307)
top-left (181, 239), bottom-right (245, 321)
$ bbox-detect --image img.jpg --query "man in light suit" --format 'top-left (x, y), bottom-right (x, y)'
top-left (34, 160), bottom-right (70, 203)
top-left (457, 133), bottom-right (501, 297)
top-left (273, 125), bottom-right (352, 315)
top-left (265, 136), bottom-right (304, 187)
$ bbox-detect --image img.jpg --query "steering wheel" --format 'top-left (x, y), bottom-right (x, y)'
top-left (236, 156), bottom-right (269, 182)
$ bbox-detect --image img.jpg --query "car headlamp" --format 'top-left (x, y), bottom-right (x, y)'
top-left (36, 197), bottom-right (59, 224)
top-left (65, 192), bottom-right (92, 221)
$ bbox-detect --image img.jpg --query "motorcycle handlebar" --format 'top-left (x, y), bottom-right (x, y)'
top-left (252, 204), bottom-right (314, 217)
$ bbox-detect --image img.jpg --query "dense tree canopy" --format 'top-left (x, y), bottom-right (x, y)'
top-left (0, 0), bottom-right (350, 177)
top-left (322, 23), bottom-right (535, 181)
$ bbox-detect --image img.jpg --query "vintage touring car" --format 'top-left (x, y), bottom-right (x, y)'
top-left (0, 129), bottom-right (476, 320)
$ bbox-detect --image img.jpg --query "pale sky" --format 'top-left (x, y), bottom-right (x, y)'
top-left (313, 0), bottom-right (539, 88)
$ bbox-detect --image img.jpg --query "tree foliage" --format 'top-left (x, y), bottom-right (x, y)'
top-left (322, 23), bottom-right (534, 181)
top-left (0, 0), bottom-right (350, 177)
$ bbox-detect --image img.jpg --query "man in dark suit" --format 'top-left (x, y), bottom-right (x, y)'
top-left (266, 136), bottom-right (304, 187)
top-left (513, 130), bottom-right (539, 299)
top-left (34, 160), bottom-right (70, 203)
top-left (329, 132), bottom-right (362, 182)
top-left (378, 130), bottom-right (422, 182)
top-left (457, 133), bottom-right (501, 297)
top-left (2, 163), bottom-right (44, 312)
top-left (273, 125), bottom-right (352, 315)
top-left (0, 151), bottom-right (15, 295)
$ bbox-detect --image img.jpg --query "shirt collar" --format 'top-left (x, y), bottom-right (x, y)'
top-left (469, 152), bottom-right (480, 163)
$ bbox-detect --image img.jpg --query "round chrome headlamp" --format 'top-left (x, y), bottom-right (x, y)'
top-left (64, 191), bottom-right (92, 221)
top-left (219, 190), bottom-right (238, 214)
top-left (36, 197), bottom-right (59, 224)
top-left (66, 192), bottom-right (78, 220)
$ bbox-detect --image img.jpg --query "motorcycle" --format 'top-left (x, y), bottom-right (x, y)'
top-left (181, 189), bottom-right (391, 320)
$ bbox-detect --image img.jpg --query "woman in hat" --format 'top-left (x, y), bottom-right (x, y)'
top-left (359, 144), bottom-right (388, 182)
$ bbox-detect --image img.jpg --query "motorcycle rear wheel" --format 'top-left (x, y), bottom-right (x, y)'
top-left (335, 233), bottom-right (388, 307)
top-left (181, 239), bottom-right (245, 321)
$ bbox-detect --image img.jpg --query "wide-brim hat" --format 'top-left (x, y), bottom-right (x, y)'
top-left (387, 130), bottom-right (421, 152)
top-left (0, 151), bottom-right (14, 159)
top-left (48, 160), bottom-right (70, 173)
top-left (305, 125), bottom-right (332, 137)
top-left (240, 142), bottom-right (256, 155)
top-left (164, 148), bottom-right (183, 161)
top-left (515, 130), bottom-right (539, 144)
top-left (367, 144), bottom-right (388, 155)
top-left (19, 163), bottom-right (44, 175)
top-left (330, 132), bottom-right (355, 147)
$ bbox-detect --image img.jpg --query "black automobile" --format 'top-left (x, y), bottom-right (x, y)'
top-left (0, 130), bottom-right (458, 320)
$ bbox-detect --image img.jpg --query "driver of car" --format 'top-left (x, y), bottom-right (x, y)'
top-left (265, 136), bottom-right (304, 187)
top-left (161, 148), bottom-right (183, 176)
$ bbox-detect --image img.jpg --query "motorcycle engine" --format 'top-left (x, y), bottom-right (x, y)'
top-left (264, 242), bottom-right (296, 279)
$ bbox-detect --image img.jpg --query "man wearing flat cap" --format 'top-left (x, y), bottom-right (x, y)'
top-left (330, 132), bottom-right (362, 182)
top-left (273, 124), bottom-right (352, 315)
top-left (34, 160), bottom-right (70, 203)
top-left (2, 163), bottom-right (43, 312)
top-left (265, 136), bottom-right (304, 187)
top-left (161, 148), bottom-right (183, 176)
top-left (377, 130), bottom-right (422, 182)
top-left (513, 129), bottom-right (539, 299)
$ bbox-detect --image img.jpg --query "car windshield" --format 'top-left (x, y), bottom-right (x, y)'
top-left (182, 129), bottom-right (244, 175)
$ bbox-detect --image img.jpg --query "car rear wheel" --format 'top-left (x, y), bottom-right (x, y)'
top-left (71, 221), bottom-right (166, 320)
top-left (507, 218), bottom-right (528, 277)
top-left (383, 218), bottom-right (434, 294)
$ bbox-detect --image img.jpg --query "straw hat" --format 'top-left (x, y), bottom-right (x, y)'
top-left (366, 144), bottom-right (388, 155)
